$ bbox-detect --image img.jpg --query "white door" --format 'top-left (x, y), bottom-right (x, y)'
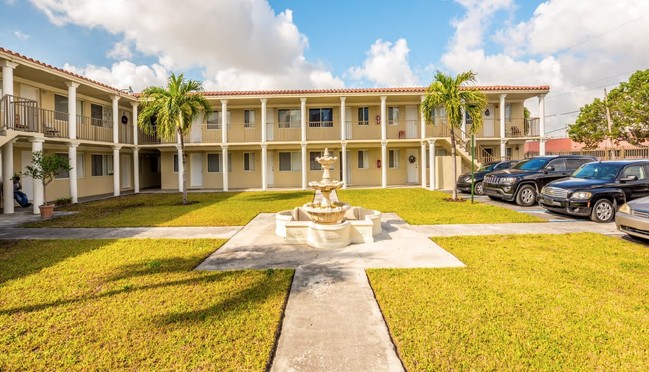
top-left (121, 154), bottom-right (131, 189)
top-left (266, 108), bottom-right (274, 141)
top-left (483, 104), bottom-right (495, 137)
top-left (190, 113), bottom-right (202, 143)
top-left (407, 149), bottom-right (418, 183)
top-left (267, 151), bottom-right (275, 187)
top-left (190, 153), bottom-right (203, 187)
top-left (345, 151), bottom-right (352, 185)
top-left (345, 107), bottom-right (352, 139)
top-left (406, 106), bottom-right (418, 138)
top-left (20, 151), bottom-right (34, 200)
top-left (20, 85), bottom-right (39, 130)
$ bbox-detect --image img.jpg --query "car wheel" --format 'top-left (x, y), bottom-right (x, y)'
top-left (474, 182), bottom-right (485, 195)
top-left (515, 185), bottom-right (537, 207)
top-left (590, 199), bottom-right (615, 223)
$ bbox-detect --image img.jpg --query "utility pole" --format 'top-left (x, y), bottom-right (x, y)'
top-left (604, 88), bottom-right (614, 159)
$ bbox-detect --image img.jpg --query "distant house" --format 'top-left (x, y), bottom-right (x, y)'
top-left (525, 138), bottom-right (649, 158)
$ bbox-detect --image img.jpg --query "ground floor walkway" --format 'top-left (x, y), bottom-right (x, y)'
top-left (0, 211), bottom-right (626, 371)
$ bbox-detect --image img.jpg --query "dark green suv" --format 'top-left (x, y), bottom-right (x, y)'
top-left (483, 155), bottom-right (597, 206)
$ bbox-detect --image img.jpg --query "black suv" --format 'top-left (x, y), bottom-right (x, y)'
top-left (457, 160), bottom-right (518, 195)
top-left (483, 155), bottom-right (596, 206)
top-left (539, 160), bottom-right (649, 222)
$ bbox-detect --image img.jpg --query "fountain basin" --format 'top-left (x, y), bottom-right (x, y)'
top-left (302, 202), bottom-right (350, 224)
top-left (275, 206), bottom-right (382, 249)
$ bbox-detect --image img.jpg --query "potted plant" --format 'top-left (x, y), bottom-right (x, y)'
top-left (22, 151), bottom-right (72, 219)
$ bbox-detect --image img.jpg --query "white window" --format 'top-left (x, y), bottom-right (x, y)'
top-left (90, 103), bottom-right (112, 127)
top-left (91, 154), bottom-right (113, 176)
top-left (310, 151), bottom-right (322, 171)
top-left (278, 109), bottom-right (301, 128)
top-left (207, 111), bottom-right (230, 130)
top-left (207, 153), bottom-right (221, 172)
top-left (173, 154), bottom-right (178, 173)
top-left (358, 150), bottom-right (369, 169)
top-left (505, 103), bottom-right (512, 122)
top-left (389, 149), bottom-right (399, 169)
top-left (308, 108), bottom-right (334, 127)
top-left (279, 152), bottom-right (301, 171)
top-left (244, 110), bottom-right (255, 128)
top-left (358, 107), bottom-right (369, 125)
top-left (388, 107), bottom-right (399, 125)
top-left (244, 152), bottom-right (255, 171)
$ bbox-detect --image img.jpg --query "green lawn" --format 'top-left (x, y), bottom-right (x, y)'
top-left (368, 233), bottom-right (649, 370)
top-left (29, 188), bottom-right (542, 227)
top-left (0, 239), bottom-right (293, 371)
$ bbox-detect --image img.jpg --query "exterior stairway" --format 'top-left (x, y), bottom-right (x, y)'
top-left (442, 125), bottom-right (482, 169)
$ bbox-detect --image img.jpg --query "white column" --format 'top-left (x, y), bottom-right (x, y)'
top-left (340, 97), bottom-right (346, 140)
top-left (341, 142), bottom-right (348, 189)
top-left (68, 143), bottom-right (78, 203)
top-left (222, 145), bottom-right (229, 191)
top-left (113, 146), bottom-right (121, 196)
top-left (30, 138), bottom-right (44, 212)
top-left (1, 61), bottom-right (18, 96)
top-left (500, 94), bottom-right (507, 158)
top-left (428, 140), bottom-right (436, 190)
top-left (381, 141), bottom-right (387, 188)
top-left (420, 95), bottom-right (426, 140)
top-left (539, 94), bottom-right (546, 156)
top-left (133, 148), bottom-right (140, 193)
top-left (2, 140), bottom-right (15, 214)
top-left (260, 98), bottom-right (267, 143)
top-left (221, 100), bottom-right (228, 144)
top-left (421, 141), bottom-right (427, 189)
top-left (132, 103), bottom-right (139, 146)
top-left (300, 98), bottom-right (307, 142)
top-left (301, 143), bottom-right (307, 190)
top-left (380, 96), bottom-right (387, 141)
top-left (65, 82), bottom-right (80, 140)
top-left (111, 95), bottom-right (120, 144)
top-left (177, 146), bottom-right (184, 192)
top-left (261, 144), bottom-right (267, 191)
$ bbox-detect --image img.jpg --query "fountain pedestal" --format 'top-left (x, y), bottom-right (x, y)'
top-left (275, 148), bottom-right (382, 249)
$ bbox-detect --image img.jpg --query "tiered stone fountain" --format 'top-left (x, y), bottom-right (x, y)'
top-left (275, 148), bottom-right (382, 248)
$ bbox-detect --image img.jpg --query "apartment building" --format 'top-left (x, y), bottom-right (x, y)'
top-left (0, 48), bottom-right (549, 215)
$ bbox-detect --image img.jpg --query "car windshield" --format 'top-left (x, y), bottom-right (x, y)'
top-left (513, 158), bottom-right (550, 171)
top-left (572, 163), bottom-right (620, 180)
top-left (477, 163), bottom-right (498, 172)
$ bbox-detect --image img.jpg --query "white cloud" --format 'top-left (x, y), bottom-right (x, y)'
top-left (107, 40), bottom-right (132, 60)
top-left (29, 0), bottom-right (342, 90)
top-left (440, 0), bottom-right (649, 136)
top-left (14, 30), bottom-right (30, 40)
top-left (63, 61), bottom-right (169, 92)
top-left (348, 39), bottom-right (418, 87)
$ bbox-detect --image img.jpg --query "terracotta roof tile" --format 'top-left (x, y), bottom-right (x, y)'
top-left (0, 47), bottom-right (136, 97)
top-left (1, 47), bottom-right (549, 98)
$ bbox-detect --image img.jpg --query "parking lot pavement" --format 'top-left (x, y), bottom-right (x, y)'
top-left (472, 194), bottom-right (583, 222)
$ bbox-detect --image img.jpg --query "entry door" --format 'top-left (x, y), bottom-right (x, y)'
top-left (121, 154), bottom-right (132, 189)
top-left (406, 106), bottom-right (418, 138)
top-left (483, 104), bottom-right (495, 137)
top-left (407, 149), bottom-right (418, 183)
top-left (190, 153), bottom-right (203, 187)
top-left (345, 107), bottom-right (352, 139)
top-left (20, 151), bottom-right (34, 200)
top-left (266, 108), bottom-right (274, 141)
top-left (190, 113), bottom-right (202, 143)
top-left (267, 151), bottom-right (275, 187)
top-left (345, 151), bottom-right (352, 185)
top-left (20, 85), bottom-right (39, 130)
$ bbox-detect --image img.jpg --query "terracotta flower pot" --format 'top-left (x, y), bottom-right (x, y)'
top-left (39, 204), bottom-right (55, 219)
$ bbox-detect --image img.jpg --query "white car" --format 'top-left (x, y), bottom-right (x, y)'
top-left (615, 196), bottom-right (649, 240)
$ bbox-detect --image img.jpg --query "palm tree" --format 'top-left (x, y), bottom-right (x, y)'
top-left (138, 73), bottom-right (212, 205)
top-left (421, 71), bottom-right (487, 200)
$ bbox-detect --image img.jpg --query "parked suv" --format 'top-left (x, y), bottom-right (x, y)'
top-left (457, 160), bottom-right (518, 195)
top-left (539, 160), bottom-right (649, 222)
top-left (483, 155), bottom-right (596, 206)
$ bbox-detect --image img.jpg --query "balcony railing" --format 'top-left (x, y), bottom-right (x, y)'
top-left (386, 119), bottom-right (419, 139)
top-left (227, 122), bottom-right (261, 142)
top-left (77, 115), bottom-right (113, 142)
top-left (344, 121), bottom-right (381, 140)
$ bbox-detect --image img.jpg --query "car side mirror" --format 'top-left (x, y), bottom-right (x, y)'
top-left (544, 166), bottom-right (555, 174)
top-left (620, 175), bottom-right (638, 182)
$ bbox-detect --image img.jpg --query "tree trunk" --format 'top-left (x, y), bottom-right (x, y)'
top-left (450, 125), bottom-right (458, 200)
top-left (178, 126), bottom-right (188, 205)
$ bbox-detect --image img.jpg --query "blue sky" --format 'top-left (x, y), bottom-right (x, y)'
top-left (1, 0), bottom-right (648, 135)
